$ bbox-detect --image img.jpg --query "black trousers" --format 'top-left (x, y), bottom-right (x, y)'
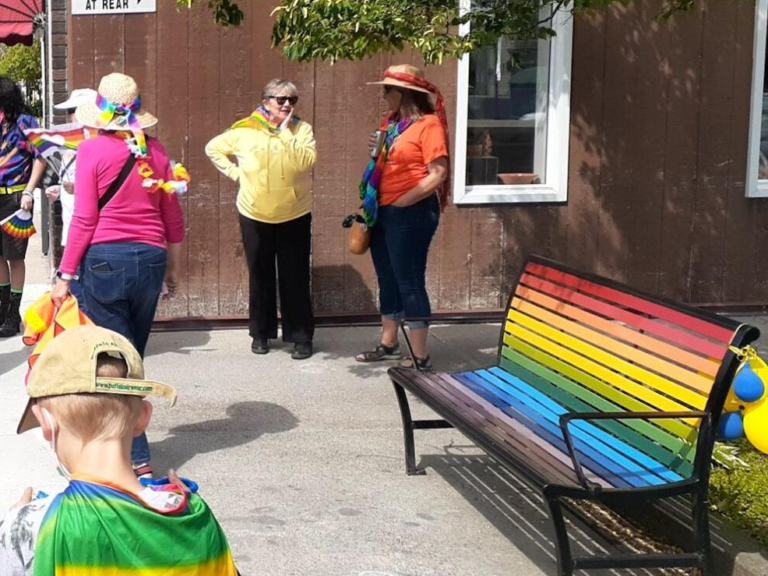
top-left (239, 212), bottom-right (314, 343)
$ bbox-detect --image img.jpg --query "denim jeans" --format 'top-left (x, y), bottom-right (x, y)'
top-left (77, 241), bottom-right (167, 465)
top-left (370, 195), bottom-right (439, 329)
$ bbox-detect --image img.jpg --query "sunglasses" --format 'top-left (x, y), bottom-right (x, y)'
top-left (269, 95), bottom-right (299, 106)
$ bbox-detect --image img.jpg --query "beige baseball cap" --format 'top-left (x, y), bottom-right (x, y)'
top-left (17, 325), bottom-right (177, 434)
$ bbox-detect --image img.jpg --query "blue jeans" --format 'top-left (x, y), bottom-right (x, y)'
top-left (370, 195), bottom-right (439, 329)
top-left (77, 242), bottom-right (167, 466)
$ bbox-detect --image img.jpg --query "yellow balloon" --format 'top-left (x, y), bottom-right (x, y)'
top-left (751, 363), bottom-right (768, 402)
top-left (743, 397), bottom-right (768, 455)
top-left (724, 386), bottom-right (741, 412)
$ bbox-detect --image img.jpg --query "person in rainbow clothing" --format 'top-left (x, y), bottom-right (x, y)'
top-left (0, 325), bottom-right (239, 575)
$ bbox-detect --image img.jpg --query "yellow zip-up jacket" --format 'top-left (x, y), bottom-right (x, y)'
top-left (205, 121), bottom-right (317, 223)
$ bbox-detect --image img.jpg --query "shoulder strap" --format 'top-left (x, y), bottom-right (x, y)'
top-left (98, 154), bottom-right (137, 212)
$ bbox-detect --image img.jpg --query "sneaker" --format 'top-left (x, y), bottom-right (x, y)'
top-left (251, 338), bottom-right (269, 355)
top-left (292, 342), bottom-right (313, 360)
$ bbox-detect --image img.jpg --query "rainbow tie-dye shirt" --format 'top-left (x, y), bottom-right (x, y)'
top-left (0, 475), bottom-right (238, 576)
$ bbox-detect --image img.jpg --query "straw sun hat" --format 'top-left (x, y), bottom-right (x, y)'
top-left (76, 73), bottom-right (157, 131)
top-left (367, 64), bottom-right (434, 95)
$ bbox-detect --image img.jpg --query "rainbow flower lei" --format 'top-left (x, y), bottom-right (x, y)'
top-left (116, 132), bottom-right (190, 195)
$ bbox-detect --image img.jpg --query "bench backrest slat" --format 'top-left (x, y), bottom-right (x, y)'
top-left (499, 256), bottom-right (755, 475)
top-left (519, 273), bottom-right (729, 360)
top-left (524, 262), bottom-right (736, 344)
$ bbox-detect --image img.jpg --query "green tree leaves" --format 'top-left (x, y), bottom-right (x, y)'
top-left (0, 40), bottom-right (42, 117)
top-left (178, 0), bottom-right (700, 64)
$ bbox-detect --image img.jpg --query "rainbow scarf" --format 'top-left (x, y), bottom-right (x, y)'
top-left (96, 94), bottom-right (148, 157)
top-left (34, 475), bottom-right (238, 576)
top-left (359, 114), bottom-right (415, 227)
top-left (231, 105), bottom-right (299, 134)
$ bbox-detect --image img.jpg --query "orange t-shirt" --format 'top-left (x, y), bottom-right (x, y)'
top-left (378, 114), bottom-right (448, 206)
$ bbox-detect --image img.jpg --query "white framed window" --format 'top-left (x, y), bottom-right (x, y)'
top-left (747, 0), bottom-right (768, 198)
top-left (454, 7), bottom-right (573, 205)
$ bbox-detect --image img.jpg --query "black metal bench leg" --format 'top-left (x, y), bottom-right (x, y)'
top-left (391, 382), bottom-right (427, 476)
top-left (693, 491), bottom-right (712, 576)
top-left (545, 492), bottom-right (573, 576)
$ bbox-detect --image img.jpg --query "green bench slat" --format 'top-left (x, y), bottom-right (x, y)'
top-left (501, 340), bottom-right (698, 464)
top-left (498, 353), bottom-right (695, 478)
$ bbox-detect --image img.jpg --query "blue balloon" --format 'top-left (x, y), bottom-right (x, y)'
top-left (734, 366), bottom-right (765, 403)
top-left (718, 411), bottom-right (745, 440)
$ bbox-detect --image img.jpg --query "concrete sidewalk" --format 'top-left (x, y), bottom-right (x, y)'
top-left (5, 317), bottom-right (768, 575)
top-left (2, 322), bottom-right (639, 576)
top-left (2, 220), bottom-right (767, 574)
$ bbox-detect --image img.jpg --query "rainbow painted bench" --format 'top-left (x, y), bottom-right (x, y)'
top-left (388, 255), bottom-right (759, 576)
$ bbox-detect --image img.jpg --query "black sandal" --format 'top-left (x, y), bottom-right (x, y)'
top-left (399, 355), bottom-right (433, 371)
top-left (355, 343), bottom-right (402, 362)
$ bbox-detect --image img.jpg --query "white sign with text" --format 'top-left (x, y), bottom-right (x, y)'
top-left (72, 0), bottom-right (155, 15)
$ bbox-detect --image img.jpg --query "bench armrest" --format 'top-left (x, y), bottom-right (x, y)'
top-left (558, 411), bottom-right (711, 492)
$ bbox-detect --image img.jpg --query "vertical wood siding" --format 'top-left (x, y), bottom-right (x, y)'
top-left (67, 0), bottom-right (761, 317)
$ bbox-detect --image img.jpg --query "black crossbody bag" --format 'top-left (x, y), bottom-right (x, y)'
top-left (98, 154), bottom-right (137, 212)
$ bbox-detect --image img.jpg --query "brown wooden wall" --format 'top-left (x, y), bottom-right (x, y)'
top-left (67, 0), bottom-right (764, 319)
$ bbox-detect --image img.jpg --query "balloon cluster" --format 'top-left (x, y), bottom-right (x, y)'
top-left (718, 346), bottom-right (768, 454)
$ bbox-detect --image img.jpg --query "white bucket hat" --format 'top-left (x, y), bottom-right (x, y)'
top-left (75, 73), bottom-right (157, 131)
top-left (54, 88), bottom-right (97, 111)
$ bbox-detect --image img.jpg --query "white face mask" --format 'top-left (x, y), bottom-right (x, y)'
top-left (41, 407), bottom-right (71, 480)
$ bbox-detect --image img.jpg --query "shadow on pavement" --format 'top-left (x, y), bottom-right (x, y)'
top-left (150, 401), bottom-right (299, 472)
top-left (419, 451), bottom-right (666, 576)
top-left (0, 345), bottom-right (30, 378)
top-left (314, 322), bottom-right (502, 380)
top-left (145, 330), bottom-right (214, 357)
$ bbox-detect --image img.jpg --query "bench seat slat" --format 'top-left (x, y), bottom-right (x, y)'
top-left (507, 312), bottom-right (708, 410)
top-left (505, 328), bottom-right (703, 429)
top-left (502, 337), bottom-right (699, 444)
top-left (496, 356), bottom-right (695, 477)
top-left (524, 262), bottom-right (736, 343)
top-left (466, 370), bottom-right (681, 486)
top-left (484, 367), bottom-right (686, 483)
top-left (515, 285), bottom-right (721, 378)
top-left (454, 371), bottom-right (644, 487)
top-left (510, 298), bottom-right (714, 395)
top-left (425, 374), bottom-right (611, 487)
top-left (519, 273), bottom-right (727, 360)
top-left (444, 373), bottom-right (630, 488)
top-left (410, 371), bottom-right (605, 488)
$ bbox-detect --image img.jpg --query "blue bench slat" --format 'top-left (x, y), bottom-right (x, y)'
top-left (486, 367), bottom-right (684, 485)
top-left (453, 373), bottom-right (633, 489)
top-left (464, 370), bottom-right (673, 487)
top-left (462, 371), bottom-right (653, 488)
top-left (454, 373), bottom-right (636, 489)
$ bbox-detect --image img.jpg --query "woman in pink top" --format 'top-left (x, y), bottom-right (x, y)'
top-left (51, 73), bottom-right (185, 479)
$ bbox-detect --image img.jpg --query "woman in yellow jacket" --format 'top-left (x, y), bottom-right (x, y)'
top-left (205, 79), bottom-right (317, 359)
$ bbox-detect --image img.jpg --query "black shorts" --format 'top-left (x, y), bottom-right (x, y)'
top-left (0, 191), bottom-right (30, 261)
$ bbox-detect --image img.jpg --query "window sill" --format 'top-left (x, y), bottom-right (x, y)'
top-left (454, 184), bottom-right (566, 205)
top-left (747, 179), bottom-right (768, 198)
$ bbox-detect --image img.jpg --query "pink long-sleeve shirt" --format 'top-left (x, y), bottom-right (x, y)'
top-left (59, 134), bottom-right (185, 275)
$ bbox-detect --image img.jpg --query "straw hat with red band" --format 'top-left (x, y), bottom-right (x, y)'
top-left (368, 64), bottom-right (451, 209)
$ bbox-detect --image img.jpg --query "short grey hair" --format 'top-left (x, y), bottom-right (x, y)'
top-left (262, 79), bottom-right (298, 100)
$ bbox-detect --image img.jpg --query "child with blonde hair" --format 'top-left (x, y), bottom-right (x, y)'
top-left (0, 325), bottom-right (238, 575)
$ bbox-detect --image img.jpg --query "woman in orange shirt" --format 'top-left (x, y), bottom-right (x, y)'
top-left (355, 65), bottom-right (450, 370)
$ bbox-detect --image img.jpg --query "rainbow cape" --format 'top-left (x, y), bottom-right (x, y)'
top-left (0, 208), bottom-right (35, 238)
top-left (21, 123), bottom-right (93, 159)
top-left (34, 475), bottom-right (239, 576)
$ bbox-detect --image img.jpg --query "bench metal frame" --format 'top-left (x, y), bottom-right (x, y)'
top-left (389, 255), bottom-right (760, 576)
